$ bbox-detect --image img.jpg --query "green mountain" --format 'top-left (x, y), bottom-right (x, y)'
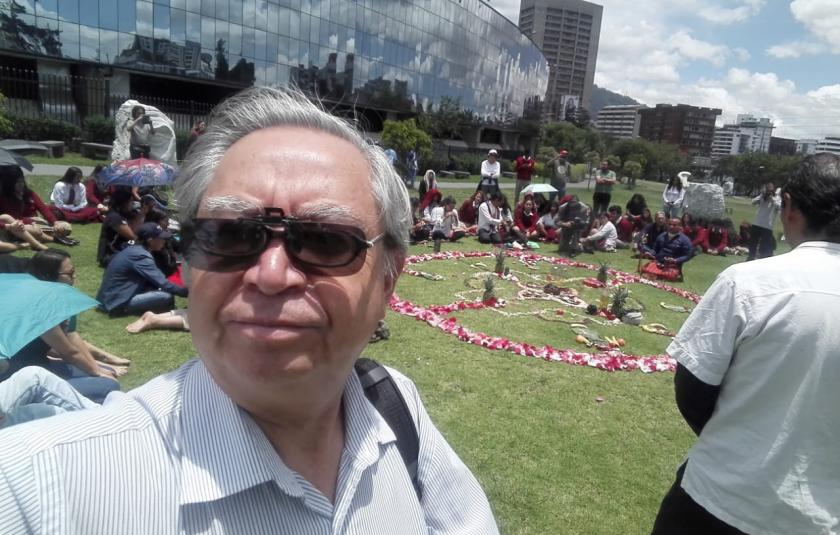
top-left (590, 85), bottom-right (641, 116)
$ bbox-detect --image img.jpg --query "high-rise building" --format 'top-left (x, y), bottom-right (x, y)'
top-left (796, 139), bottom-right (819, 155)
top-left (638, 104), bottom-right (722, 156)
top-left (769, 137), bottom-right (797, 156)
top-left (816, 137), bottom-right (840, 155)
top-left (735, 114), bottom-right (774, 153)
top-left (519, 0), bottom-right (603, 121)
top-left (595, 104), bottom-right (646, 138)
top-left (711, 124), bottom-right (745, 159)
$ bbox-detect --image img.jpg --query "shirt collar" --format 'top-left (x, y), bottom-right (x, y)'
top-left (794, 241), bottom-right (840, 252)
top-left (178, 360), bottom-right (397, 506)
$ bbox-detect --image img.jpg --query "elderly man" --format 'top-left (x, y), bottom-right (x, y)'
top-left (652, 153), bottom-right (840, 534)
top-left (0, 88), bottom-right (498, 533)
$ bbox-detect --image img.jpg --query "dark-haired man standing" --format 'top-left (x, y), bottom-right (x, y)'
top-left (652, 153), bottom-right (840, 534)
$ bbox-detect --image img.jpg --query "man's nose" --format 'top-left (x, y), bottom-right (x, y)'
top-left (242, 237), bottom-right (307, 294)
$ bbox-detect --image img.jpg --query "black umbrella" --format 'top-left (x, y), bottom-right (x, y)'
top-left (0, 148), bottom-right (33, 171)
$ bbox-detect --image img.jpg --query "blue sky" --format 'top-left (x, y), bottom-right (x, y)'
top-left (493, 0), bottom-right (840, 139)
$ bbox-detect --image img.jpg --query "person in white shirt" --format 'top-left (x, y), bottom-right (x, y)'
top-left (479, 150), bottom-right (501, 196)
top-left (477, 192), bottom-right (505, 244)
top-left (652, 152), bottom-right (840, 535)
top-left (125, 105), bottom-right (155, 159)
top-left (747, 181), bottom-right (782, 260)
top-left (49, 166), bottom-right (102, 223)
top-left (661, 175), bottom-right (685, 219)
top-left (431, 196), bottom-right (466, 242)
top-left (579, 212), bottom-right (617, 252)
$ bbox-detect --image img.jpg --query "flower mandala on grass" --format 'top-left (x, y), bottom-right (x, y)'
top-left (395, 251), bottom-right (702, 373)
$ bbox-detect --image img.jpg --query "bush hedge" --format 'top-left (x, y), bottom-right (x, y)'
top-left (8, 115), bottom-right (81, 145)
top-left (82, 115), bottom-right (116, 144)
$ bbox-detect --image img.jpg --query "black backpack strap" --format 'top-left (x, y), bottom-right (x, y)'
top-left (355, 357), bottom-right (422, 500)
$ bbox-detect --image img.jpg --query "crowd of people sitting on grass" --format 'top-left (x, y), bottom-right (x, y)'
top-left (0, 163), bottom-right (192, 417)
top-left (408, 169), bottom-right (758, 282)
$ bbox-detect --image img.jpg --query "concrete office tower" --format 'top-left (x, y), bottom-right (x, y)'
top-left (638, 104), bottom-right (722, 157)
top-left (816, 137), bottom-right (840, 155)
top-left (519, 0), bottom-right (603, 121)
top-left (596, 105), bottom-right (646, 138)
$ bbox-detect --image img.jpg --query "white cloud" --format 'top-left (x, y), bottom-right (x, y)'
top-left (766, 40), bottom-right (826, 58)
top-left (669, 30), bottom-right (733, 66)
top-left (790, 0), bottom-right (840, 52)
top-left (699, 1), bottom-right (766, 24)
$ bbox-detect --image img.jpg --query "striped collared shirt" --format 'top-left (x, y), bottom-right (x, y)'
top-left (0, 359), bottom-right (498, 534)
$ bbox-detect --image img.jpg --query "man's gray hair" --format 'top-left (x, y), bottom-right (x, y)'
top-left (175, 86), bottom-right (411, 278)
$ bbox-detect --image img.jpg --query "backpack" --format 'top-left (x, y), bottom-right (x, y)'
top-left (354, 358), bottom-right (422, 500)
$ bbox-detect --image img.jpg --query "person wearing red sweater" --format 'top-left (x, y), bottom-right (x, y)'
top-left (514, 197), bottom-right (540, 240)
top-left (701, 220), bottom-right (729, 256)
top-left (0, 167), bottom-right (74, 245)
top-left (458, 190), bottom-right (483, 227)
top-left (514, 151), bottom-right (536, 203)
top-left (84, 165), bottom-right (109, 216)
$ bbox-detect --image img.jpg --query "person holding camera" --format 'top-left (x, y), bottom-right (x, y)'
top-left (747, 181), bottom-right (781, 260)
top-left (126, 105), bottom-right (156, 159)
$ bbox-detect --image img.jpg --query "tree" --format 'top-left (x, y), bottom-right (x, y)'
top-left (0, 92), bottom-right (13, 138)
top-left (541, 121), bottom-right (606, 164)
top-left (623, 160), bottom-right (643, 188)
top-left (606, 154), bottom-right (622, 170)
top-left (416, 96), bottom-right (480, 139)
top-left (381, 119), bottom-right (433, 162)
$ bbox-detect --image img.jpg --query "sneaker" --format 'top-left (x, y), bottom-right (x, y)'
top-left (512, 241), bottom-right (524, 250)
top-left (53, 235), bottom-right (76, 246)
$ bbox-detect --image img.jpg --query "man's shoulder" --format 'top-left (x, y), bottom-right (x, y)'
top-left (0, 360), bottom-right (195, 461)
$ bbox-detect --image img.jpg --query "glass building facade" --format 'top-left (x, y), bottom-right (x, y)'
top-left (0, 0), bottom-right (548, 124)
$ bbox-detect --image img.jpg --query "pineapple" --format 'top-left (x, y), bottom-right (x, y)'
top-left (610, 287), bottom-right (630, 317)
top-left (482, 276), bottom-right (496, 303)
top-left (494, 250), bottom-right (506, 274)
top-left (597, 261), bottom-right (609, 283)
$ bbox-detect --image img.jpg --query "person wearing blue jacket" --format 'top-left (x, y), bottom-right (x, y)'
top-left (96, 223), bottom-right (188, 316)
top-left (641, 218), bottom-right (693, 281)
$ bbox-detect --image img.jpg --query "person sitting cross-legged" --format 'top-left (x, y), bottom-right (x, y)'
top-left (477, 192), bottom-right (506, 244)
top-left (580, 212), bottom-right (617, 253)
top-left (641, 217), bottom-right (693, 281)
top-left (514, 196), bottom-right (541, 242)
top-left (430, 196), bottom-right (467, 242)
top-left (96, 223), bottom-right (188, 316)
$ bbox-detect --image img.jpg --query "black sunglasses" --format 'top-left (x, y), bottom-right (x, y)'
top-left (180, 207), bottom-right (384, 274)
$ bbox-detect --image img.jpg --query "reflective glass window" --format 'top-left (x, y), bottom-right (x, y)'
top-left (100, 0), bottom-right (118, 30)
top-left (154, 4), bottom-right (170, 40)
top-left (136, 1), bottom-right (154, 37)
top-left (186, 0), bottom-right (200, 14)
top-left (186, 11), bottom-right (200, 42)
top-left (229, 0), bottom-right (243, 24)
top-left (266, 31), bottom-right (278, 62)
top-left (118, 0), bottom-right (135, 32)
top-left (59, 21), bottom-right (80, 59)
top-left (227, 23), bottom-right (241, 55)
top-left (59, 0), bottom-right (79, 23)
top-left (79, 25), bottom-right (99, 61)
top-left (288, 38), bottom-right (298, 65)
top-left (288, 9), bottom-right (299, 39)
top-left (298, 13), bottom-right (308, 43)
top-left (254, 29), bottom-right (266, 60)
top-left (276, 6), bottom-right (290, 36)
top-left (171, 0), bottom-right (185, 8)
top-left (267, 3), bottom-right (278, 34)
top-left (243, 0), bottom-right (255, 26)
top-left (215, 0), bottom-right (228, 20)
top-left (35, 0), bottom-right (57, 18)
top-left (99, 28), bottom-right (119, 63)
top-left (11, 0), bottom-right (35, 15)
top-left (153, 0), bottom-right (169, 5)
top-left (276, 35), bottom-right (289, 64)
top-left (201, 16), bottom-right (214, 48)
top-left (170, 8), bottom-right (186, 42)
top-left (200, 0), bottom-right (213, 16)
top-left (255, 1), bottom-right (266, 31)
top-left (242, 26), bottom-right (254, 57)
top-left (215, 19), bottom-right (228, 46)
top-left (79, 0), bottom-right (98, 26)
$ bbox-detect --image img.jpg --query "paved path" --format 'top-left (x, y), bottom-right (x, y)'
top-left (27, 163), bottom-right (98, 176)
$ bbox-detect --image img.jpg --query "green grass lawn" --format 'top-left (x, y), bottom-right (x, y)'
top-left (26, 152), bottom-right (107, 166)
top-left (15, 174), bottom-right (779, 534)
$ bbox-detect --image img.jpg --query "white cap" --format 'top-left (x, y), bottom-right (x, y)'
top-left (488, 149), bottom-right (498, 155)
